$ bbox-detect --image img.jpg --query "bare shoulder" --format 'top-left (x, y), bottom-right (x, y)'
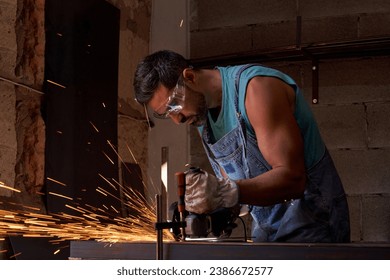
top-left (244, 76), bottom-right (304, 175)
top-left (246, 76), bottom-right (295, 113)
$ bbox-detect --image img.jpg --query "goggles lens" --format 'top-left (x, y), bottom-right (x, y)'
top-left (153, 75), bottom-right (185, 119)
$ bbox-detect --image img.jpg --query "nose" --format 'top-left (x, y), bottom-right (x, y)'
top-left (169, 113), bottom-right (187, 124)
top-left (169, 113), bottom-right (182, 124)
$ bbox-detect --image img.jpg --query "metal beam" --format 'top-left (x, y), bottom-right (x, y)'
top-left (190, 37), bottom-right (390, 68)
top-left (70, 241), bottom-right (390, 260)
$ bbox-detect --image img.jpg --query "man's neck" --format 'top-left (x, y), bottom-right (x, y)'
top-left (208, 106), bottom-right (221, 122)
top-left (202, 69), bottom-right (222, 109)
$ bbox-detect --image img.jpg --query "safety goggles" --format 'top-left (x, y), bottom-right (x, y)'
top-left (153, 75), bottom-right (185, 119)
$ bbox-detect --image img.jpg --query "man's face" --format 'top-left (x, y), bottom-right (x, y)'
top-left (148, 83), bottom-right (208, 127)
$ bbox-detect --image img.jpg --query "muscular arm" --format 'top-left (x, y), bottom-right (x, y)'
top-left (237, 76), bottom-right (306, 206)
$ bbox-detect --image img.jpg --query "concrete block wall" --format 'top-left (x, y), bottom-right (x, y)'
top-left (190, 0), bottom-right (390, 59)
top-left (310, 57), bottom-right (390, 242)
top-left (189, 0), bottom-right (390, 242)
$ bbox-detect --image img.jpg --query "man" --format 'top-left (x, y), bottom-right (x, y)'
top-left (133, 50), bottom-right (350, 242)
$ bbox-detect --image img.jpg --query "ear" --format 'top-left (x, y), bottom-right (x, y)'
top-left (182, 68), bottom-right (196, 85)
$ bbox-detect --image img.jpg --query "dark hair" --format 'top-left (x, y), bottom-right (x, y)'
top-left (133, 50), bottom-right (189, 104)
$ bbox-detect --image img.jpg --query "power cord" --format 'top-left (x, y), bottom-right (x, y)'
top-left (237, 216), bottom-right (247, 242)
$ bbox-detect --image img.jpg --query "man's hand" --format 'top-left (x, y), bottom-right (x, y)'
top-left (184, 168), bottom-right (239, 214)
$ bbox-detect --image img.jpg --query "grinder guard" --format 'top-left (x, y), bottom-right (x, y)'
top-left (169, 201), bottom-right (239, 240)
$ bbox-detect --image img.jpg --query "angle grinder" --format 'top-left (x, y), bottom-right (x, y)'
top-left (169, 167), bottom-right (239, 241)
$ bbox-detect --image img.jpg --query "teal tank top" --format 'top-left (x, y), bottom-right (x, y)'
top-left (205, 65), bottom-right (325, 169)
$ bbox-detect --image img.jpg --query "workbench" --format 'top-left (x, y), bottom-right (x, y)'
top-left (69, 241), bottom-right (390, 260)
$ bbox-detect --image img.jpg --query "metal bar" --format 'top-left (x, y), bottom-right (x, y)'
top-left (0, 76), bottom-right (44, 95)
top-left (175, 172), bottom-right (186, 240)
top-left (190, 37), bottom-right (390, 68)
top-left (296, 16), bottom-right (302, 50)
top-left (156, 194), bottom-right (163, 260)
top-left (312, 59), bottom-right (319, 104)
top-left (70, 240), bottom-right (390, 260)
top-left (155, 221), bottom-right (186, 230)
top-left (161, 147), bottom-right (168, 220)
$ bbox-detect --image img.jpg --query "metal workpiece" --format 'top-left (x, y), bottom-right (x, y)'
top-left (69, 240), bottom-right (390, 260)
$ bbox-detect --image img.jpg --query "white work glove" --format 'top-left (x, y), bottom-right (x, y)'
top-left (184, 168), bottom-right (239, 214)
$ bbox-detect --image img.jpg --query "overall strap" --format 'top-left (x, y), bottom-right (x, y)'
top-left (233, 63), bottom-right (263, 136)
top-left (234, 63), bottom-right (263, 96)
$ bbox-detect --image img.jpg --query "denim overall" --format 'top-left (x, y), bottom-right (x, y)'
top-left (199, 65), bottom-right (350, 242)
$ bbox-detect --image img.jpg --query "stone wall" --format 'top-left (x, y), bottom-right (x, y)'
top-left (108, 0), bottom-right (151, 200)
top-left (0, 0), bottom-right (152, 258)
top-left (0, 0), bottom-right (46, 259)
top-left (0, 0), bottom-right (45, 204)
